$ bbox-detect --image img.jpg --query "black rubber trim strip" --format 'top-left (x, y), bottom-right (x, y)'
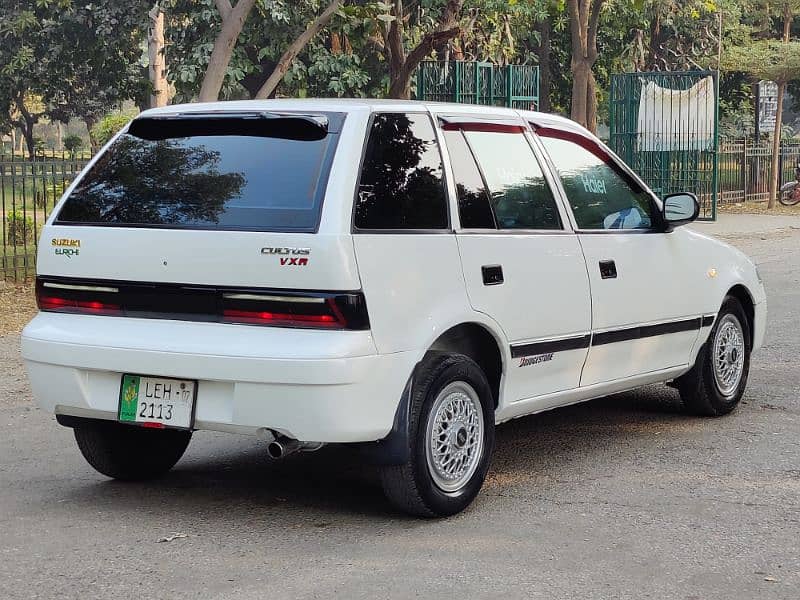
top-left (511, 334), bottom-right (591, 359)
top-left (511, 317), bottom-right (705, 358)
top-left (592, 317), bottom-right (702, 347)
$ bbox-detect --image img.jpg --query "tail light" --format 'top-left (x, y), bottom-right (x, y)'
top-left (36, 280), bottom-right (121, 315)
top-left (221, 292), bottom-right (369, 330)
top-left (35, 277), bottom-right (369, 330)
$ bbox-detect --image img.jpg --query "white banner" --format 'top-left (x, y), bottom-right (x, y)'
top-left (636, 76), bottom-right (715, 152)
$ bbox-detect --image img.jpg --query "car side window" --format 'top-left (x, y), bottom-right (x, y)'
top-left (355, 113), bottom-right (448, 230)
top-left (442, 129), bottom-right (496, 229)
top-left (462, 129), bottom-right (562, 230)
top-left (537, 128), bottom-right (654, 230)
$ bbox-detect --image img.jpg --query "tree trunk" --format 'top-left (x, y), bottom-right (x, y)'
top-left (386, 0), bottom-right (463, 100)
top-left (567, 0), bottom-right (603, 133)
top-left (15, 99), bottom-right (36, 160)
top-left (148, 5), bottom-right (170, 108)
top-left (255, 0), bottom-right (343, 99)
top-left (22, 125), bottom-right (35, 161)
top-left (586, 69), bottom-right (597, 131)
top-left (768, 80), bottom-right (786, 210)
top-left (84, 116), bottom-right (98, 154)
top-left (198, 0), bottom-right (259, 102)
top-left (537, 19), bottom-right (552, 113)
top-left (570, 61), bottom-right (590, 128)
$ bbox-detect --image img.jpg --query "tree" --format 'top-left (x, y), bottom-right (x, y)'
top-left (149, 4), bottom-right (171, 108)
top-left (725, 39), bottom-right (800, 208)
top-left (567, 0), bottom-right (605, 132)
top-left (63, 134), bottom-right (83, 158)
top-left (197, 0), bottom-right (260, 102)
top-left (169, 0), bottom-right (348, 102)
top-left (0, 1), bottom-right (148, 157)
top-left (723, 1), bottom-right (800, 208)
top-left (381, 0), bottom-right (465, 99)
top-left (254, 0), bottom-right (343, 99)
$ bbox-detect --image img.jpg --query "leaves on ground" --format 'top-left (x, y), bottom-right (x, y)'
top-left (0, 282), bottom-right (35, 336)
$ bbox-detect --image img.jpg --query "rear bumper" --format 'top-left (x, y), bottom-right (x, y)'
top-left (21, 313), bottom-right (417, 443)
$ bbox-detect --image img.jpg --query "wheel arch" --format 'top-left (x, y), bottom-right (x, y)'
top-left (427, 322), bottom-right (504, 409)
top-left (360, 320), bottom-right (507, 466)
top-left (725, 284), bottom-right (755, 341)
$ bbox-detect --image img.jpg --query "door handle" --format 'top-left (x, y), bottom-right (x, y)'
top-left (599, 260), bottom-right (617, 279)
top-left (482, 265), bottom-right (504, 286)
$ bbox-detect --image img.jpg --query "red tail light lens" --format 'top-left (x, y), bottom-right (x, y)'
top-left (34, 277), bottom-right (370, 330)
top-left (221, 293), bottom-right (368, 330)
top-left (36, 280), bottom-right (121, 315)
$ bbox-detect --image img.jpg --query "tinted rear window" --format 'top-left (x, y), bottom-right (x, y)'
top-left (56, 113), bottom-right (344, 232)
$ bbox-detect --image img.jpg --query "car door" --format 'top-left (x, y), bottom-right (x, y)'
top-left (534, 125), bottom-right (705, 387)
top-left (438, 116), bottom-right (592, 403)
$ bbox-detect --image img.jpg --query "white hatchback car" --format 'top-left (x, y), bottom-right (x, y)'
top-left (22, 99), bottom-right (766, 516)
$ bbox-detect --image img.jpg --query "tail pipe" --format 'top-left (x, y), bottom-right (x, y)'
top-left (262, 432), bottom-right (324, 459)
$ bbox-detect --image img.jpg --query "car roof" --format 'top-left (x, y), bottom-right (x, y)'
top-left (137, 98), bottom-right (584, 133)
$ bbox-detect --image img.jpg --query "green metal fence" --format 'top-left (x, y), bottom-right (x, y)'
top-left (416, 61), bottom-right (539, 111)
top-left (2, 157), bottom-right (87, 281)
top-left (609, 70), bottom-right (719, 220)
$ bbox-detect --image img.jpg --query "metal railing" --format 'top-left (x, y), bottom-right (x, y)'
top-left (1, 156), bottom-right (88, 281)
top-left (416, 61), bottom-right (540, 111)
top-left (609, 70), bottom-right (719, 220)
top-left (719, 139), bottom-right (800, 204)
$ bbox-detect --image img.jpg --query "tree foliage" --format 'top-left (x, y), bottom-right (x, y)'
top-left (0, 0), bottom-right (148, 157)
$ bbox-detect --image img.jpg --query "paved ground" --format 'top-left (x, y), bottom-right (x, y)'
top-left (1, 225), bottom-right (799, 599)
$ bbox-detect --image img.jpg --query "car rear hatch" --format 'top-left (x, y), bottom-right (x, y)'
top-left (35, 109), bottom-right (367, 330)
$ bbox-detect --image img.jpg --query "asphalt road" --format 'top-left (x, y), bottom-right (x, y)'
top-left (1, 230), bottom-right (798, 600)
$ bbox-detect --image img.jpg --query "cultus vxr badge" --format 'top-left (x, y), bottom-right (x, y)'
top-left (261, 246), bottom-right (311, 266)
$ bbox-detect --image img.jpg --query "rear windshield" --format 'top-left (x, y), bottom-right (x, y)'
top-left (56, 112), bottom-right (344, 232)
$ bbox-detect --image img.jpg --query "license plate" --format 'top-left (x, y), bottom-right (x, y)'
top-left (118, 374), bottom-right (196, 430)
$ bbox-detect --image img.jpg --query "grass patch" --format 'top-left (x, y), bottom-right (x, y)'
top-left (0, 281), bottom-right (36, 335)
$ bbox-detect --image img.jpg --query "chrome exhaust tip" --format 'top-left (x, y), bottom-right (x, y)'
top-left (267, 437), bottom-right (301, 459)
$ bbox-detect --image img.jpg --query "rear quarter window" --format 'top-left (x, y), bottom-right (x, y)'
top-left (354, 112), bottom-right (448, 231)
top-left (56, 112), bottom-right (344, 232)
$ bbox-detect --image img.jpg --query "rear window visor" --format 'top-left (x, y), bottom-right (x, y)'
top-left (55, 111), bottom-right (345, 232)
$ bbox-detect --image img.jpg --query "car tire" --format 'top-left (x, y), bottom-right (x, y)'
top-left (379, 353), bottom-right (495, 517)
top-left (74, 420), bottom-right (192, 481)
top-left (677, 296), bottom-right (751, 416)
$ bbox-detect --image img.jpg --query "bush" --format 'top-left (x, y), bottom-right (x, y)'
top-left (63, 134), bottom-right (84, 158)
top-left (6, 211), bottom-right (34, 246)
top-left (34, 178), bottom-right (72, 209)
top-left (91, 111), bottom-right (139, 148)
top-left (33, 137), bottom-right (46, 158)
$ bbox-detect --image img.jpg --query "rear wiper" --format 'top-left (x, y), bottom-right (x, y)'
top-left (128, 111), bottom-right (330, 142)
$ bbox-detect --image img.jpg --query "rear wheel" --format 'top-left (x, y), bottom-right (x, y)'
top-left (380, 354), bottom-right (495, 517)
top-left (677, 296), bottom-right (751, 416)
top-left (74, 420), bottom-right (191, 480)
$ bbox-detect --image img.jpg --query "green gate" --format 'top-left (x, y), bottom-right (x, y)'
top-left (609, 70), bottom-right (719, 220)
top-left (416, 61), bottom-right (539, 111)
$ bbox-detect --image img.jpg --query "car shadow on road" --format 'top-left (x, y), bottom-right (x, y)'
top-left (59, 384), bottom-right (699, 519)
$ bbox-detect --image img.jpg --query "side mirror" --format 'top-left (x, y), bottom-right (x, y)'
top-left (662, 192), bottom-right (699, 228)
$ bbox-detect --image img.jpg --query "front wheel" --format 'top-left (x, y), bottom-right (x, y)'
top-left (74, 420), bottom-right (192, 480)
top-left (677, 296), bottom-right (751, 416)
top-left (779, 182), bottom-right (800, 206)
top-left (380, 354), bottom-right (495, 517)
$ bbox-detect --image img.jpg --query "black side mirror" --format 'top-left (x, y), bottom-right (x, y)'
top-left (663, 192), bottom-right (699, 228)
